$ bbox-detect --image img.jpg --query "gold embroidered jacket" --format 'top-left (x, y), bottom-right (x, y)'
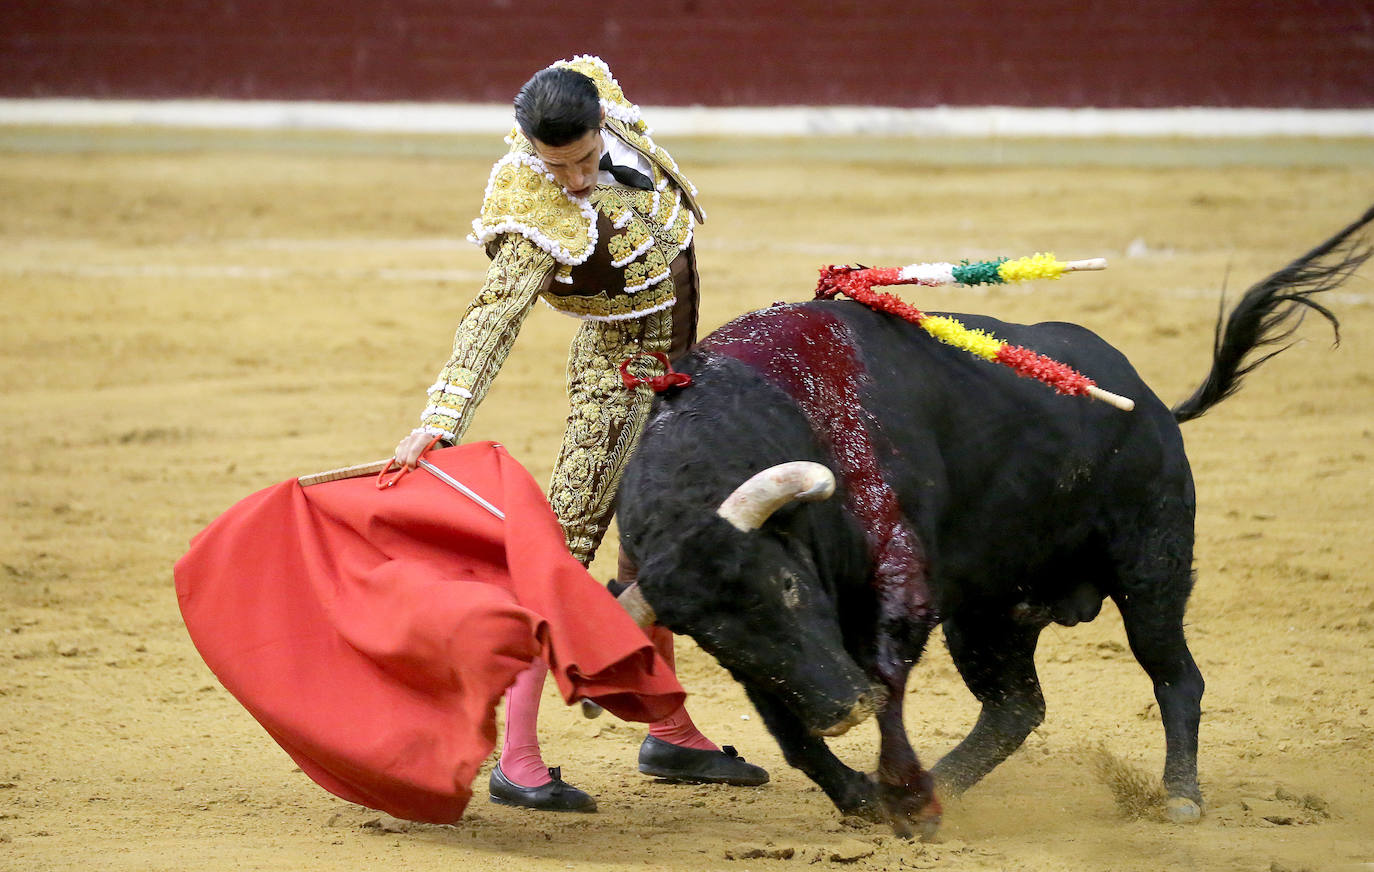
top-left (419, 56), bottom-right (704, 443)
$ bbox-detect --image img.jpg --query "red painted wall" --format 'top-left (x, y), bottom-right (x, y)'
top-left (3, 0), bottom-right (1372, 107)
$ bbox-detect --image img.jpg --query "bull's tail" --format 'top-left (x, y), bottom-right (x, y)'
top-left (1172, 203), bottom-right (1374, 424)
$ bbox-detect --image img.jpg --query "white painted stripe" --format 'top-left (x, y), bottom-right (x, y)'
top-left (1, 99), bottom-right (1372, 138)
top-left (221, 237), bottom-right (471, 250)
top-left (898, 262), bottom-right (957, 285)
top-left (0, 262), bottom-right (487, 282)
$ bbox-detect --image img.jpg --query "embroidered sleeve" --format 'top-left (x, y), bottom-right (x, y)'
top-left (418, 235), bottom-right (555, 442)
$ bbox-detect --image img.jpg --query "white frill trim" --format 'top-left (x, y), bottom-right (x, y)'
top-left (625, 268), bottom-right (671, 293)
top-left (542, 294), bottom-right (676, 322)
top-left (427, 381), bottom-right (473, 399)
top-left (612, 210), bottom-right (633, 230)
top-left (415, 423), bottom-right (456, 441)
top-left (661, 192), bottom-right (682, 230)
top-left (601, 98), bottom-right (641, 127)
top-left (422, 403), bottom-right (463, 418)
top-left (554, 271), bottom-right (573, 284)
top-left (898, 262), bottom-right (957, 285)
top-left (467, 152), bottom-right (599, 266)
top-left (611, 234), bottom-right (655, 268)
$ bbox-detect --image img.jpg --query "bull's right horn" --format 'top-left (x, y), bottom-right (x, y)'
top-left (617, 582), bottom-right (657, 628)
top-left (717, 461), bottom-right (836, 532)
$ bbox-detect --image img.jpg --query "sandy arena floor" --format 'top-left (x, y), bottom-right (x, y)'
top-left (1, 129), bottom-right (1372, 871)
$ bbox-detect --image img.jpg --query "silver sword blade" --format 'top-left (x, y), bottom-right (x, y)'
top-left (416, 458), bottom-right (506, 520)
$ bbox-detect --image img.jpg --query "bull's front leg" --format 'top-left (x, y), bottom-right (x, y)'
top-left (741, 684), bottom-right (880, 819)
top-left (868, 528), bottom-right (942, 839)
top-left (873, 621), bottom-right (942, 840)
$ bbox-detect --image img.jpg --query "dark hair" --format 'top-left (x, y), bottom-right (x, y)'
top-left (513, 67), bottom-right (602, 146)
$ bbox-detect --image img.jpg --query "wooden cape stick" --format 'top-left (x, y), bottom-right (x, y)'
top-left (298, 459), bottom-right (391, 487)
top-left (297, 458), bottom-right (506, 519)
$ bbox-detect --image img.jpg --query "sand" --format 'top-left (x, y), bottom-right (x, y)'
top-left (1, 130), bottom-right (1371, 872)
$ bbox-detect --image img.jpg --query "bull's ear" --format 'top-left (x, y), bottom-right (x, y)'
top-left (717, 462), bottom-right (835, 532)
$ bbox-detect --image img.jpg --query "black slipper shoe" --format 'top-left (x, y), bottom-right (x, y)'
top-left (638, 736), bottom-right (770, 786)
top-left (489, 764), bottom-right (597, 812)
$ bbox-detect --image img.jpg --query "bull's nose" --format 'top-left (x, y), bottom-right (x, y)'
top-left (814, 687), bottom-right (885, 737)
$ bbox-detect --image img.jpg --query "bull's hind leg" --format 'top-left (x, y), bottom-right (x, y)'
top-left (1112, 572), bottom-right (1205, 822)
top-left (930, 616), bottom-right (1045, 795)
top-left (1107, 497), bottom-right (1205, 822)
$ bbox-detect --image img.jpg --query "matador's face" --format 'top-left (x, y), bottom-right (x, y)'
top-left (530, 126), bottom-right (604, 201)
top-left (530, 126), bottom-right (601, 201)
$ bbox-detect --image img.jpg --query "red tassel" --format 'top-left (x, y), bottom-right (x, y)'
top-left (620, 352), bottom-right (693, 393)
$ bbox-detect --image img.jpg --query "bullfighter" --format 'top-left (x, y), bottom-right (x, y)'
top-left (391, 56), bottom-right (767, 812)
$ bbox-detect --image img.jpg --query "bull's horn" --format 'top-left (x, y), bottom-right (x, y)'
top-left (717, 461), bottom-right (836, 532)
top-left (617, 582), bottom-right (656, 628)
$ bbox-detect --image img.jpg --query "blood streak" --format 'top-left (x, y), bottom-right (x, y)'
top-left (700, 305), bottom-right (934, 637)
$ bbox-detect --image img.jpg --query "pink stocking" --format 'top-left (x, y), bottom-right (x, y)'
top-left (646, 625), bottom-right (718, 751)
top-left (499, 659), bottom-right (552, 787)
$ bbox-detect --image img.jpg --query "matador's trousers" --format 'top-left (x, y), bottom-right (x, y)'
top-left (548, 248), bottom-right (699, 565)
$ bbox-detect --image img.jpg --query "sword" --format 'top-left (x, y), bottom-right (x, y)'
top-left (416, 458), bottom-right (505, 520)
top-left (299, 456), bottom-right (505, 521)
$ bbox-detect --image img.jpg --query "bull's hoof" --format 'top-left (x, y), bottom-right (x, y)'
top-left (885, 806), bottom-right (941, 841)
top-left (877, 778), bottom-right (942, 840)
top-left (836, 795), bottom-right (883, 825)
top-left (1165, 796), bottom-right (1202, 824)
top-left (915, 813), bottom-right (942, 842)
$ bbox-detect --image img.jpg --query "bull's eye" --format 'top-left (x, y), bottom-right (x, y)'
top-left (778, 571), bottom-right (800, 609)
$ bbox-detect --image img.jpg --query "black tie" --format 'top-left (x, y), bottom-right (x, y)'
top-left (599, 152), bottom-right (653, 191)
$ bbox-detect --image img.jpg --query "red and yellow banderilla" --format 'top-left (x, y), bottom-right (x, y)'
top-left (815, 254), bottom-right (1134, 411)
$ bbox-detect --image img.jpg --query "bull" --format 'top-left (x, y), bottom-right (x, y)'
top-left (614, 205), bottom-right (1372, 837)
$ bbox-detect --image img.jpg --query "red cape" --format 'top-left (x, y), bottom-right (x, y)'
top-left (174, 441), bottom-right (684, 823)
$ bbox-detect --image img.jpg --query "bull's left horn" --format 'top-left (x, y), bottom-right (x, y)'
top-left (717, 461), bottom-right (836, 532)
top-left (617, 583), bottom-right (656, 628)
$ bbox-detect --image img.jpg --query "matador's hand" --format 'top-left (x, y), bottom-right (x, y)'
top-left (394, 429), bottom-right (440, 470)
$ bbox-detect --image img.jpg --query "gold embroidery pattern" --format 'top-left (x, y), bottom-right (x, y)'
top-left (623, 186), bottom-right (692, 249)
top-left (542, 285), bottom-right (675, 320)
top-left (607, 220), bottom-right (652, 266)
top-left (472, 158), bottom-right (594, 264)
top-left (548, 308), bottom-right (674, 563)
top-left (421, 235), bottom-right (554, 440)
top-left (571, 186), bottom-right (687, 306)
top-left (624, 246), bottom-right (671, 292)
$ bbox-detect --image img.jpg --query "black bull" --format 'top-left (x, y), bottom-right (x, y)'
top-left (616, 205), bottom-right (1372, 837)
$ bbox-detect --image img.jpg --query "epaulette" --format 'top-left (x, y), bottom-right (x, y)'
top-left (467, 149), bottom-right (599, 265)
